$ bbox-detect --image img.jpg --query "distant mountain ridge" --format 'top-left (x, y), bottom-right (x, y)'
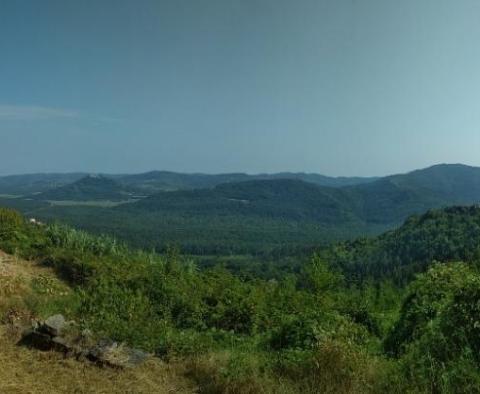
top-left (124, 164), bottom-right (480, 226)
top-left (116, 171), bottom-right (379, 192)
top-left (0, 173), bottom-right (86, 195)
top-left (32, 175), bottom-right (134, 202)
top-left (3, 163), bottom-right (480, 254)
top-left (0, 170), bottom-right (378, 196)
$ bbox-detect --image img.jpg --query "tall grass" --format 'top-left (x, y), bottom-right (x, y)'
top-left (46, 224), bottom-right (127, 257)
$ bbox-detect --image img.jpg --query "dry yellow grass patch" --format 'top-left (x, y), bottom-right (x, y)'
top-left (0, 250), bottom-right (51, 278)
top-left (0, 250), bottom-right (64, 323)
top-left (0, 326), bottom-right (196, 393)
top-left (0, 250), bottom-right (56, 299)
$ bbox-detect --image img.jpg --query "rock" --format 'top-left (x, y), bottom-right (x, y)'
top-left (126, 348), bottom-right (150, 366)
top-left (41, 314), bottom-right (66, 336)
top-left (88, 339), bottom-right (150, 368)
top-left (51, 336), bottom-right (73, 353)
top-left (19, 315), bottom-right (149, 368)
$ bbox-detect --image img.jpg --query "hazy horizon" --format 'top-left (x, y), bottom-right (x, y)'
top-left (2, 0), bottom-right (480, 176)
top-left (1, 162), bottom-right (477, 179)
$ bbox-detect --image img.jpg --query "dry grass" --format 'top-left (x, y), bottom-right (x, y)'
top-left (0, 250), bottom-right (197, 394)
top-left (0, 250), bottom-right (53, 279)
top-left (0, 251), bottom-right (38, 319)
top-left (0, 326), bottom-right (196, 393)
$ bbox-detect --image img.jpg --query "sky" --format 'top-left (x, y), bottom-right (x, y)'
top-left (1, 0), bottom-right (480, 177)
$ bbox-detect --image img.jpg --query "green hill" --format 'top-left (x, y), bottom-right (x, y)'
top-left (127, 179), bottom-right (359, 224)
top-left (0, 173), bottom-right (86, 196)
top-left (33, 175), bottom-right (134, 202)
top-left (125, 164), bottom-right (480, 226)
top-left (324, 205), bottom-right (480, 283)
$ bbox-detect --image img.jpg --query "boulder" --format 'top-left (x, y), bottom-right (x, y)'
top-left (41, 314), bottom-right (66, 336)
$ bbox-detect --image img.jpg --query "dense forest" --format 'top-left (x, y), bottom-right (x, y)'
top-left (2, 205), bottom-right (480, 392)
top-left (32, 175), bottom-right (138, 202)
top-left (2, 164), bottom-right (480, 255)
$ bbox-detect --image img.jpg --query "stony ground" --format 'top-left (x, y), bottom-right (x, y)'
top-left (0, 250), bottom-right (196, 394)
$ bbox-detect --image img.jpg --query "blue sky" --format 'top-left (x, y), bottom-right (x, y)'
top-left (1, 0), bottom-right (480, 176)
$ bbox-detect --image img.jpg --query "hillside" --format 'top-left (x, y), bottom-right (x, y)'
top-left (0, 173), bottom-right (86, 196)
top-left (324, 205), bottom-right (480, 283)
top-left (127, 179), bottom-right (359, 224)
top-left (33, 175), bottom-right (135, 202)
top-left (0, 208), bottom-right (391, 393)
top-left (126, 164), bottom-right (480, 225)
top-left (2, 207), bottom-right (480, 392)
top-left (388, 163), bottom-right (480, 201)
top-left (0, 250), bottom-right (194, 393)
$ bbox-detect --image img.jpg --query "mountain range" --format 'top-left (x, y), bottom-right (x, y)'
top-left (2, 163), bottom-right (480, 253)
top-left (31, 175), bottom-right (137, 202)
top-left (0, 170), bottom-right (378, 196)
top-left (122, 163), bottom-right (480, 226)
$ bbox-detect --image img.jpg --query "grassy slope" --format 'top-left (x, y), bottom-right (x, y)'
top-left (0, 250), bottom-right (195, 394)
top-left (0, 329), bottom-right (193, 394)
top-left (5, 207), bottom-right (480, 393)
top-left (322, 205), bottom-right (480, 284)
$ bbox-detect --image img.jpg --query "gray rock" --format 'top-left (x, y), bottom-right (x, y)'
top-left (42, 314), bottom-right (66, 336)
top-left (88, 339), bottom-right (150, 368)
top-left (126, 348), bottom-right (150, 366)
top-left (51, 336), bottom-right (73, 353)
top-left (20, 316), bottom-right (149, 368)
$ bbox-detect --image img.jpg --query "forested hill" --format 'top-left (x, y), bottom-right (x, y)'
top-left (0, 173), bottom-right (86, 195)
top-left (32, 175), bottom-right (135, 202)
top-left (324, 205), bottom-right (480, 284)
top-left (341, 163), bottom-right (480, 223)
top-left (387, 163), bottom-right (480, 201)
top-left (123, 179), bottom-right (360, 224)
top-left (123, 164), bottom-right (480, 227)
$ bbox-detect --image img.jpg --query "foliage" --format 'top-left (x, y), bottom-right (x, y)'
top-left (3, 206), bottom-right (480, 392)
top-left (323, 206), bottom-right (480, 284)
top-left (33, 175), bottom-right (134, 202)
top-left (384, 263), bottom-right (480, 392)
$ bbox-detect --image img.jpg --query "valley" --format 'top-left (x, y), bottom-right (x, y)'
top-left (1, 200), bottom-right (480, 392)
top-left (1, 163), bottom-right (480, 257)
